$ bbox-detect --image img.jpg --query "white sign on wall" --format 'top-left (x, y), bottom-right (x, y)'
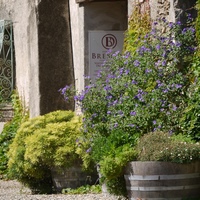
top-left (88, 31), bottom-right (124, 82)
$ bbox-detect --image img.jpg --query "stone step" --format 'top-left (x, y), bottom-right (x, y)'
top-left (0, 103), bottom-right (14, 122)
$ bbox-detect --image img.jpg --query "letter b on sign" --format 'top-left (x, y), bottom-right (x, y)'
top-left (102, 34), bottom-right (117, 49)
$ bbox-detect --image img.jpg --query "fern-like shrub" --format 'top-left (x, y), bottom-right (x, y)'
top-left (0, 91), bottom-right (28, 178)
top-left (7, 110), bottom-right (82, 194)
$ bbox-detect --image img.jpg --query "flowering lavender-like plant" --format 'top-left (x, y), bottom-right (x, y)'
top-left (60, 17), bottom-right (196, 169)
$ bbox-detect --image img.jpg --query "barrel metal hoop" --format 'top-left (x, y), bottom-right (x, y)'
top-left (124, 173), bottom-right (200, 180)
top-left (126, 184), bottom-right (200, 191)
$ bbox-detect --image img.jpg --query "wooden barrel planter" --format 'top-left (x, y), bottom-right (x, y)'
top-left (124, 161), bottom-right (200, 200)
top-left (51, 164), bottom-right (98, 193)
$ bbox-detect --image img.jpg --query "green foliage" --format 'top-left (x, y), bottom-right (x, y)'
top-left (98, 144), bottom-right (137, 196)
top-left (99, 144), bottom-right (137, 180)
top-left (136, 132), bottom-right (200, 163)
top-left (179, 2), bottom-right (200, 141)
top-left (123, 5), bottom-right (151, 54)
top-left (195, 0), bottom-right (200, 44)
top-left (62, 184), bottom-right (101, 194)
top-left (7, 110), bottom-right (82, 193)
top-left (0, 91), bottom-right (29, 177)
top-left (180, 86), bottom-right (200, 141)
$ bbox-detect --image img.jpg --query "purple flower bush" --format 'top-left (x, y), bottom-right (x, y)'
top-left (60, 17), bottom-right (197, 195)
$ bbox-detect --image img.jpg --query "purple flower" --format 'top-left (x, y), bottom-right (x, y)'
top-left (74, 95), bottom-right (79, 101)
top-left (189, 27), bottom-right (195, 34)
top-left (153, 21), bottom-right (158, 26)
top-left (124, 83), bottom-right (128, 88)
top-left (187, 46), bottom-right (195, 52)
top-left (106, 95), bottom-right (112, 100)
top-left (162, 60), bottom-right (167, 66)
top-left (163, 89), bottom-right (168, 93)
top-left (156, 44), bottom-right (160, 50)
top-left (114, 123), bottom-right (118, 128)
top-left (112, 51), bottom-right (120, 57)
top-left (124, 52), bottom-right (130, 59)
top-left (107, 111), bottom-right (111, 114)
top-left (182, 28), bottom-right (188, 34)
top-left (153, 120), bottom-right (156, 125)
top-left (119, 68), bottom-right (124, 75)
top-left (124, 60), bottom-right (128, 65)
top-left (86, 147), bottom-right (92, 153)
top-left (145, 68), bottom-right (152, 74)
top-left (135, 89), bottom-right (146, 102)
top-left (175, 84), bottom-right (182, 89)
top-left (106, 49), bottom-right (112, 55)
top-left (109, 100), bottom-right (118, 107)
top-left (113, 100), bottom-right (118, 105)
top-left (96, 71), bottom-right (102, 78)
top-left (144, 34), bottom-right (149, 39)
top-left (107, 74), bottom-right (116, 80)
top-left (162, 51), bottom-right (167, 58)
top-left (130, 111), bottom-right (136, 116)
top-left (150, 29), bottom-right (156, 35)
top-left (175, 41), bottom-right (181, 47)
top-left (172, 105), bottom-right (177, 111)
top-left (160, 37), bottom-right (166, 42)
top-left (168, 22), bottom-right (174, 28)
top-left (59, 85), bottom-right (71, 95)
top-left (187, 13), bottom-right (192, 20)
top-left (138, 46), bottom-right (151, 54)
top-left (104, 85), bottom-right (112, 91)
top-left (92, 113), bottom-right (97, 118)
top-left (134, 60), bottom-right (140, 67)
top-left (84, 75), bottom-right (91, 79)
top-left (132, 80), bottom-right (137, 84)
top-left (125, 69), bottom-right (130, 75)
top-left (158, 83), bottom-right (164, 87)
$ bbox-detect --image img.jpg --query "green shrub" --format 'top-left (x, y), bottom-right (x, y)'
top-left (123, 4), bottom-right (151, 54)
top-left (0, 91), bottom-right (28, 177)
top-left (136, 132), bottom-right (200, 163)
top-left (7, 110), bottom-right (82, 193)
top-left (179, 2), bottom-right (200, 141)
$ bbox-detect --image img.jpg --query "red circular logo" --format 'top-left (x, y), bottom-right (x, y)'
top-left (101, 34), bottom-right (117, 49)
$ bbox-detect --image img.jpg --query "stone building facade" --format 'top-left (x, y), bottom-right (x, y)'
top-left (0, 0), bottom-right (197, 118)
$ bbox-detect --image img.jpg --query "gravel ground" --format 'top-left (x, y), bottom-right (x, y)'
top-left (0, 180), bottom-right (128, 200)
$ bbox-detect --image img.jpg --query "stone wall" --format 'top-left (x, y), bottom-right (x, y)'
top-left (129, 0), bottom-right (197, 23)
top-left (38, 0), bottom-right (74, 115)
top-left (0, 0), bottom-right (39, 117)
top-left (0, 0), bottom-right (74, 117)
